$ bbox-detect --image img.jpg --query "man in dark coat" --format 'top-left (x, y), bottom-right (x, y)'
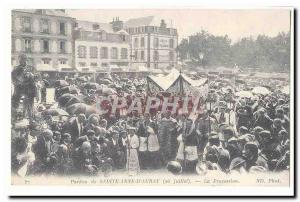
top-left (12, 54), bottom-right (37, 118)
top-left (253, 108), bottom-right (273, 131)
top-left (31, 129), bottom-right (56, 174)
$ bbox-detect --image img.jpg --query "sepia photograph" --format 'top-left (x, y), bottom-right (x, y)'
top-left (8, 7), bottom-right (294, 196)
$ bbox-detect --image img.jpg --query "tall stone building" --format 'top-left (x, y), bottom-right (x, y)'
top-left (73, 20), bottom-right (130, 72)
top-left (11, 9), bottom-right (75, 71)
top-left (124, 16), bottom-right (178, 70)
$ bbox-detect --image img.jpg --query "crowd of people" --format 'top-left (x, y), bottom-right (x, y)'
top-left (11, 54), bottom-right (290, 177)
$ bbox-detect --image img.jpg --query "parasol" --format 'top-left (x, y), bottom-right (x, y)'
top-left (58, 93), bottom-right (82, 108)
top-left (42, 108), bottom-right (69, 117)
top-left (102, 88), bottom-right (117, 95)
top-left (235, 91), bottom-right (254, 98)
top-left (66, 103), bottom-right (97, 117)
top-left (252, 86), bottom-right (271, 95)
top-left (59, 86), bottom-right (79, 95)
top-left (99, 79), bottom-right (112, 85)
top-left (54, 80), bottom-right (69, 88)
top-left (84, 82), bottom-right (101, 90)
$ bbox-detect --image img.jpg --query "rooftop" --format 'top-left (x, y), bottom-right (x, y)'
top-left (76, 20), bottom-right (115, 33)
top-left (124, 16), bottom-right (156, 27)
top-left (13, 9), bottom-right (72, 18)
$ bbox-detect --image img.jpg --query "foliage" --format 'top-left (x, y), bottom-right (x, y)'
top-left (177, 30), bottom-right (291, 72)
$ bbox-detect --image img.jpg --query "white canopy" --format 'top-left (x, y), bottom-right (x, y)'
top-left (252, 86), bottom-right (271, 95)
top-left (147, 68), bottom-right (208, 95)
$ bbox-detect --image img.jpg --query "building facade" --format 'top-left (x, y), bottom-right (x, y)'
top-left (124, 16), bottom-right (178, 69)
top-left (11, 9), bottom-right (75, 71)
top-left (73, 20), bottom-right (130, 72)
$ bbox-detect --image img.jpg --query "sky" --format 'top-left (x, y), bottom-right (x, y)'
top-left (67, 9), bottom-right (291, 43)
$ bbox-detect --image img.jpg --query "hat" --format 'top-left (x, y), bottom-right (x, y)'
top-left (229, 157), bottom-right (246, 171)
top-left (276, 108), bottom-right (284, 114)
top-left (42, 129), bottom-right (53, 137)
top-left (81, 141), bottom-right (91, 150)
top-left (279, 130), bottom-right (288, 137)
top-left (127, 126), bottom-right (136, 132)
top-left (223, 127), bottom-right (234, 137)
top-left (259, 130), bottom-right (271, 138)
top-left (257, 108), bottom-right (266, 113)
top-left (252, 126), bottom-right (264, 134)
top-left (237, 109), bottom-right (248, 116)
top-left (228, 137), bottom-right (238, 144)
top-left (167, 161), bottom-right (182, 175)
top-left (239, 126), bottom-right (249, 134)
top-left (86, 130), bottom-right (95, 136)
top-left (244, 142), bottom-right (258, 151)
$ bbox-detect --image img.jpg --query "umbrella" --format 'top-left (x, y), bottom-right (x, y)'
top-left (77, 76), bottom-right (87, 82)
top-left (102, 88), bottom-right (117, 95)
top-left (281, 85), bottom-right (289, 94)
top-left (42, 108), bottom-right (69, 117)
top-left (55, 80), bottom-right (69, 88)
top-left (252, 87), bottom-right (271, 95)
top-left (58, 93), bottom-right (82, 108)
top-left (66, 103), bottom-right (97, 117)
top-left (99, 79), bottom-right (112, 85)
top-left (59, 86), bottom-right (79, 95)
top-left (84, 82), bottom-right (100, 90)
top-left (235, 91), bottom-right (254, 98)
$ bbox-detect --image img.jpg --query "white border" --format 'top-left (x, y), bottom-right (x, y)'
top-left (1, 0), bottom-right (296, 197)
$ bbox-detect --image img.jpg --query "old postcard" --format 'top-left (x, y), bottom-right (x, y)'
top-left (9, 8), bottom-right (294, 196)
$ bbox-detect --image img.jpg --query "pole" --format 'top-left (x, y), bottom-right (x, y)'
top-left (208, 101), bottom-right (211, 134)
top-left (228, 104), bottom-right (231, 126)
top-left (183, 119), bottom-right (187, 171)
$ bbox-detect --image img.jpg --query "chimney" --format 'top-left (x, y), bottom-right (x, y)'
top-left (110, 17), bottom-right (123, 32)
top-left (160, 19), bottom-right (167, 28)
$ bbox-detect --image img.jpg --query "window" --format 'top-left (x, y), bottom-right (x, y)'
top-left (141, 37), bottom-right (145, 47)
top-left (90, 62), bottom-right (98, 67)
top-left (100, 47), bottom-right (108, 59)
top-left (169, 39), bottom-right (174, 48)
top-left (40, 19), bottom-right (50, 33)
top-left (121, 48), bottom-right (128, 59)
top-left (79, 62), bottom-right (86, 67)
top-left (134, 38), bottom-right (139, 48)
top-left (42, 58), bottom-right (51, 65)
top-left (24, 39), bottom-right (32, 53)
top-left (169, 51), bottom-right (174, 61)
top-left (101, 63), bottom-right (108, 67)
top-left (78, 46), bottom-right (86, 58)
top-left (93, 24), bottom-right (100, 30)
top-left (134, 50), bottom-right (138, 61)
top-left (59, 22), bottom-right (66, 35)
top-left (120, 34), bottom-right (126, 42)
top-left (90, 46), bottom-right (98, 58)
top-left (153, 51), bottom-right (159, 61)
top-left (59, 59), bottom-right (67, 65)
top-left (141, 51), bottom-right (145, 61)
top-left (111, 47), bottom-right (118, 59)
top-left (154, 38), bottom-right (159, 48)
top-left (22, 17), bottom-right (31, 32)
top-left (42, 40), bottom-right (49, 53)
top-left (59, 41), bottom-right (66, 53)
